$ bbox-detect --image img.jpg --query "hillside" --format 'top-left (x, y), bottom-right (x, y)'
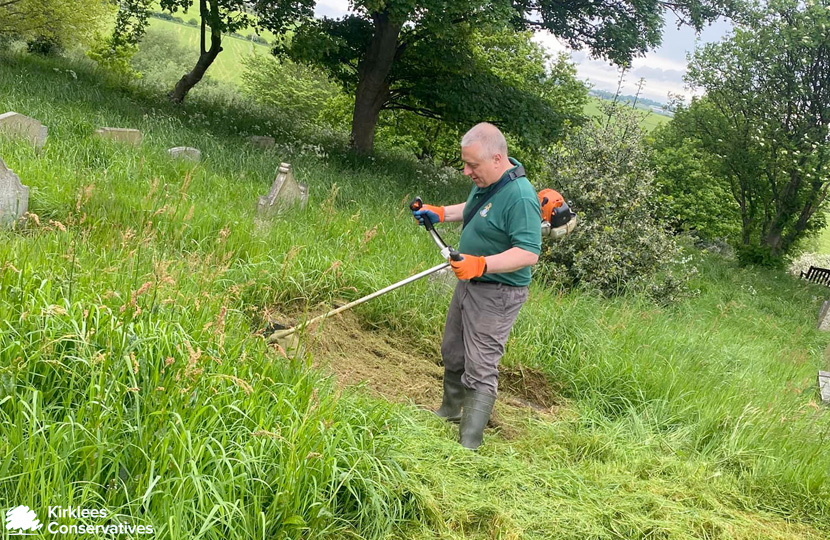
top-left (0, 52), bottom-right (829, 539)
top-left (145, 16), bottom-right (270, 84)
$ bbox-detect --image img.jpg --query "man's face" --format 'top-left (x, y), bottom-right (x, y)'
top-left (461, 142), bottom-right (503, 188)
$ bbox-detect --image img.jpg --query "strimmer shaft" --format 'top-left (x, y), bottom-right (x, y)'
top-left (266, 261), bottom-right (450, 342)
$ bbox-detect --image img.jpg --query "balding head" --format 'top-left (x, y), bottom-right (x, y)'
top-left (461, 122), bottom-right (508, 161)
top-left (460, 123), bottom-right (512, 188)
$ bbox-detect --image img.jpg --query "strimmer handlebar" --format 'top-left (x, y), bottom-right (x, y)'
top-left (409, 196), bottom-right (463, 261)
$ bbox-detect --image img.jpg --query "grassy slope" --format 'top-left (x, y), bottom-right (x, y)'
top-left (145, 17), bottom-right (269, 84)
top-left (815, 223), bottom-right (830, 254)
top-left (0, 54), bottom-right (829, 539)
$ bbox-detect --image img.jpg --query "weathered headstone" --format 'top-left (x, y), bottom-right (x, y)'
top-left (818, 300), bottom-right (830, 331)
top-left (819, 371), bottom-right (830, 404)
top-left (256, 163), bottom-right (308, 216)
top-left (168, 146), bottom-right (201, 162)
top-left (0, 112), bottom-right (48, 149)
top-left (94, 127), bottom-right (142, 145)
top-left (0, 158), bottom-right (29, 227)
top-left (249, 135), bottom-right (275, 149)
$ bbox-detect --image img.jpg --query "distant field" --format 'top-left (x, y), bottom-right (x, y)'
top-left (815, 219), bottom-right (830, 254)
top-left (584, 96), bottom-right (671, 131)
top-left (146, 17), bottom-right (270, 84)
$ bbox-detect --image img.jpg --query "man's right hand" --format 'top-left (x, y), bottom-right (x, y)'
top-left (412, 204), bottom-right (445, 227)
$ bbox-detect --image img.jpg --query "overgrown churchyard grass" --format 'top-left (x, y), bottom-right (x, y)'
top-left (1, 53), bottom-right (829, 539)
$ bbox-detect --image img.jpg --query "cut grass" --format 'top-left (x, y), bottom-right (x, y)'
top-left (0, 52), bottom-right (828, 539)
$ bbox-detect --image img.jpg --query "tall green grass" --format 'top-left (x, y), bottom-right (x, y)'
top-left (1, 52), bottom-right (828, 539)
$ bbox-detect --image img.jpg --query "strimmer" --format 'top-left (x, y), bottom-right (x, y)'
top-left (266, 197), bottom-right (460, 344)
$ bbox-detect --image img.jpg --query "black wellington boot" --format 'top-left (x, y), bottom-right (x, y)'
top-left (435, 369), bottom-right (464, 423)
top-left (459, 389), bottom-right (496, 450)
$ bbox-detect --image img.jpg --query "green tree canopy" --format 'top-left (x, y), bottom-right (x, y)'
top-left (281, 0), bottom-right (738, 153)
top-left (650, 105), bottom-right (742, 243)
top-left (674, 0), bottom-right (830, 262)
top-left (287, 22), bottom-right (586, 154)
top-left (0, 0), bottom-right (113, 49)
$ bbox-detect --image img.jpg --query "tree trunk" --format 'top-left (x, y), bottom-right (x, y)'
top-left (763, 228), bottom-right (783, 256)
top-left (350, 11), bottom-right (403, 154)
top-left (169, 1), bottom-right (222, 104)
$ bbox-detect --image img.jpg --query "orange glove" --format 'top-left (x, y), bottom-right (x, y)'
top-left (450, 254), bottom-right (486, 280)
top-left (412, 204), bottom-right (444, 226)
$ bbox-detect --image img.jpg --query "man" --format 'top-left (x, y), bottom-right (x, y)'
top-left (413, 122), bottom-right (541, 450)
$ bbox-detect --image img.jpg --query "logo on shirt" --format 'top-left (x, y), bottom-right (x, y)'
top-left (480, 203), bottom-right (492, 218)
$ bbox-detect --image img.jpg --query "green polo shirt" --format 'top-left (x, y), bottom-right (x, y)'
top-left (459, 159), bottom-right (541, 287)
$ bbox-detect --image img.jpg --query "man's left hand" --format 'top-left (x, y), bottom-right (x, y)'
top-left (450, 254), bottom-right (486, 280)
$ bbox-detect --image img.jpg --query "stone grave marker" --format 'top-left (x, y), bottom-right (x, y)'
top-left (0, 158), bottom-right (29, 227)
top-left (168, 146), bottom-right (201, 162)
top-left (257, 163), bottom-right (308, 216)
top-left (0, 112), bottom-right (48, 149)
top-left (820, 371), bottom-right (830, 404)
top-left (249, 135), bottom-right (275, 149)
top-left (818, 300), bottom-right (830, 331)
top-left (94, 127), bottom-right (142, 145)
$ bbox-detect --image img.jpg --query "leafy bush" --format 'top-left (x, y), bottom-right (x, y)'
top-left (26, 35), bottom-right (62, 56)
top-left (736, 243), bottom-right (787, 268)
top-left (540, 105), bottom-right (692, 301)
top-left (86, 33), bottom-right (140, 79)
top-left (649, 116), bottom-right (742, 243)
top-left (241, 53), bottom-right (348, 128)
top-left (150, 11), bottom-right (183, 24)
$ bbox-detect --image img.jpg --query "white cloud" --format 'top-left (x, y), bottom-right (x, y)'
top-left (532, 18), bottom-right (732, 104)
top-left (312, 3), bottom-right (731, 104)
top-left (314, 0), bottom-right (352, 18)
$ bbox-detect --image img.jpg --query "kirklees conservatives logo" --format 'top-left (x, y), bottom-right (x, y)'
top-left (3, 506), bottom-right (153, 536)
top-left (4, 506), bottom-right (43, 535)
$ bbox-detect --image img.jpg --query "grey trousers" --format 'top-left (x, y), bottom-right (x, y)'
top-left (440, 280), bottom-right (529, 396)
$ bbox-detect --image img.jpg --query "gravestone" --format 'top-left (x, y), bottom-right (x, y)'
top-left (0, 112), bottom-right (48, 149)
top-left (168, 146), bottom-right (201, 162)
top-left (256, 163), bottom-right (308, 216)
top-left (0, 158), bottom-right (29, 227)
top-left (818, 301), bottom-right (830, 331)
top-left (94, 127), bottom-right (142, 145)
top-left (819, 371), bottom-right (830, 404)
top-left (249, 135), bottom-right (275, 149)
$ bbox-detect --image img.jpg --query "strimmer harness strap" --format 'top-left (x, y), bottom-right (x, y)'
top-left (462, 165), bottom-right (525, 229)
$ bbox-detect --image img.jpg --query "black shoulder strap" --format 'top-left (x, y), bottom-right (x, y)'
top-left (462, 165), bottom-right (525, 229)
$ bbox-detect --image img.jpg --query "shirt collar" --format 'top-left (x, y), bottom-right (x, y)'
top-left (479, 157), bottom-right (522, 193)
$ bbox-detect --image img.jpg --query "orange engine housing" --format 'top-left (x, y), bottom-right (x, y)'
top-left (538, 188), bottom-right (565, 222)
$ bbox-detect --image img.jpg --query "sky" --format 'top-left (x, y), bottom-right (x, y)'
top-left (532, 17), bottom-right (734, 103)
top-left (312, 1), bottom-right (734, 105)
